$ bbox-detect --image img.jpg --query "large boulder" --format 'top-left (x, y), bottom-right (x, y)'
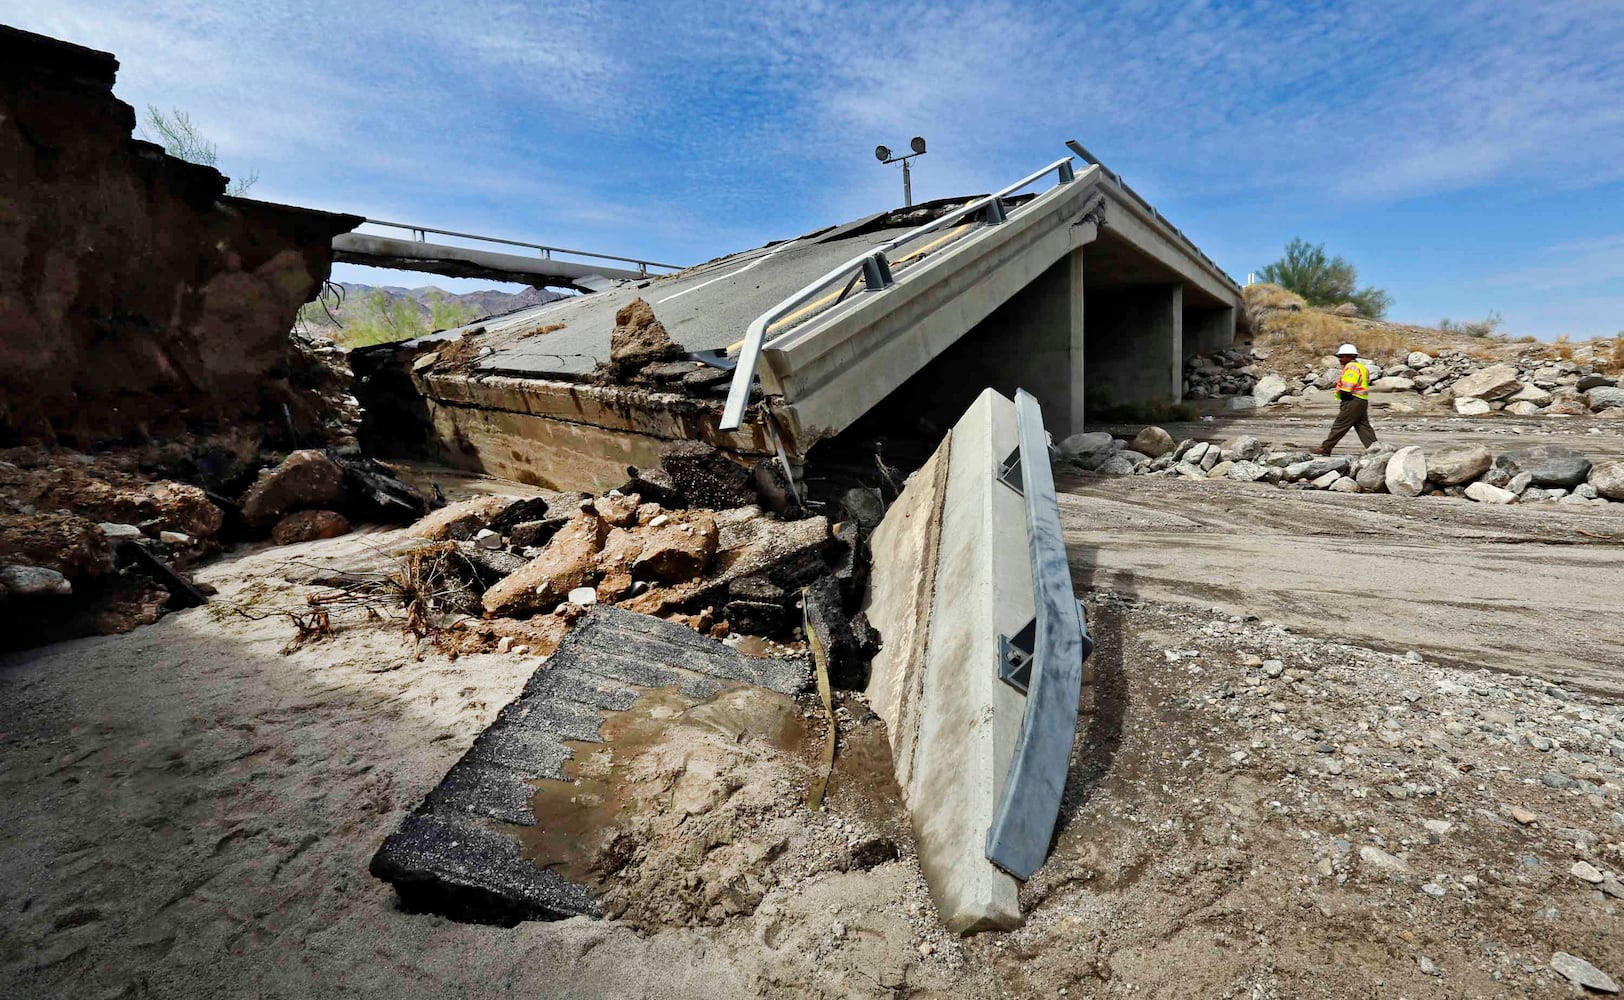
top-left (1284, 457), bottom-right (1352, 480)
top-left (482, 511), bottom-right (610, 615)
top-left (1587, 386), bottom-right (1624, 411)
top-left (1426, 445), bottom-right (1493, 485)
top-left (1385, 447), bottom-right (1427, 497)
top-left (1502, 445), bottom-right (1592, 488)
top-left (1454, 397), bottom-right (1491, 416)
top-left (1226, 461), bottom-right (1271, 483)
top-left (1253, 374), bottom-right (1289, 405)
top-left (1590, 461), bottom-right (1624, 501)
top-left (0, 564), bottom-right (73, 597)
top-left (1129, 426), bottom-right (1175, 459)
top-left (1450, 364), bottom-right (1522, 401)
top-left (1370, 376), bottom-right (1415, 393)
top-left (1576, 375), bottom-right (1617, 393)
top-left (240, 450), bottom-right (346, 528)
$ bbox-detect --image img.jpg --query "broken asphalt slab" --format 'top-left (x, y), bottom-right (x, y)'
top-left (369, 605), bottom-right (809, 925)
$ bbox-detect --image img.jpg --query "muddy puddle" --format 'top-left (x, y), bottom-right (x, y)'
top-left (508, 681), bottom-right (910, 909)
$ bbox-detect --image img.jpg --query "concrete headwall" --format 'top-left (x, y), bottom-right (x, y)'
top-left (0, 26), bottom-right (360, 445)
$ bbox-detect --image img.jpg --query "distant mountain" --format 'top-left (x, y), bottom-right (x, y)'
top-left (298, 283), bottom-right (566, 340)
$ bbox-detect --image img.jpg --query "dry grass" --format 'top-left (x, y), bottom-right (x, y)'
top-left (1243, 282), bottom-right (1308, 313)
top-left (1253, 309), bottom-right (1411, 361)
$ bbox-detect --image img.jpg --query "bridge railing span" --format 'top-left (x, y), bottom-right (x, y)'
top-left (718, 155), bottom-right (1081, 431)
top-left (354, 218), bottom-right (684, 277)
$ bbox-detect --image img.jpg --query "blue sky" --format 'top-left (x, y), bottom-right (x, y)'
top-left (10, 0), bottom-right (1624, 338)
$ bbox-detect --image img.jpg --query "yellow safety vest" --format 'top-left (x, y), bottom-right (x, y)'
top-left (1336, 360), bottom-right (1370, 400)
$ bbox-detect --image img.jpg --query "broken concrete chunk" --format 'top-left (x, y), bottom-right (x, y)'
top-left (482, 511), bottom-right (610, 616)
top-left (632, 512), bottom-right (719, 584)
top-left (411, 496), bottom-right (514, 541)
top-left (507, 516), bottom-right (569, 550)
top-left (592, 491), bottom-right (641, 528)
top-left (609, 297), bottom-right (683, 370)
top-left (487, 496), bottom-right (551, 533)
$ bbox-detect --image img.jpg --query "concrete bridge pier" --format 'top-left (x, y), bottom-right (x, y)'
top-left (1083, 283), bottom-right (1184, 413)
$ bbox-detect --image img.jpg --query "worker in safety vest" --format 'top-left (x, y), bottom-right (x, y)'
top-left (1310, 343), bottom-right (1378, 455)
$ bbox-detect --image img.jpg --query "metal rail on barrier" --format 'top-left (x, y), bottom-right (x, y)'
top-left (717, 156), bottom-right (1079, 431)
top-left (984, 388), bottom-right (1094, 879)
top-left (357, 218), bottom-right (683, 277)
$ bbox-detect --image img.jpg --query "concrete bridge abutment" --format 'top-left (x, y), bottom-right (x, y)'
top-left (1083, 283), bottom-right (1184, 414)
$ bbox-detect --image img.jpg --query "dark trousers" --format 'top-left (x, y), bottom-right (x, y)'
top-left (1323, 394), bottom-right (1377, 451)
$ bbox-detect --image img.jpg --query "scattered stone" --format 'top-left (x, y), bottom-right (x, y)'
top-left (97, 521), bottom-right (143, 540)
top-left (158, 530), bottom-right (191, 545)
top-left (1512, 807), bottom-right (1538, 825)
top-left (1464, 481), bottom-right (1516, 505)
top-left (239, 449), bottom-right (347, 528)
top-left (1418, 956), bottom-right (1440, 976)
top-left (1503, 445), bottom-right (1592, 488)
top-left (0, 564), bottom-right (72, 597)
top-left (1572, 861), bottom-right (1606, 884)
top-left (1220, 435), bottom-right (1266, 462)
top-left (1057, 431), bottom-right (1114, 458)
top-left (474, 528), bottom-right (504, 549)
top-left (1453, 397), bottom-right (1491, 416)
top-left (1590, 461), bottom-right (1624, 501)
top-left (1588, 387), bottom-right (1624, 410)
top-left (568, 586), bottom-right (598, 607)
top-left (270, 510), bottom-right (351, 545)
top-left (1551, 952), bottom-right (1620, 993)
top-left (1262, 660), bottom-right (1285, 678)
top-left (1359, 845), bottom-right (1408, 872)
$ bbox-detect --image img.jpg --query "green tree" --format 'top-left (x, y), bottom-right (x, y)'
top-left (141, 105), bottom-right (258, 196)
top-left (1259, 238), bottom-right (1390, 318)
top-left (426, 291), bottom-right (478, 331)
top-left (337, 290), bottom-right (429, 347)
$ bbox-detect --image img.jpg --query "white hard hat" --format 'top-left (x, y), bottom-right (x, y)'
top-left (1336, 343), bottom-right (1359, 356)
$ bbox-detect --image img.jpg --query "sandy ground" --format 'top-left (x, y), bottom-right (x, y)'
top-left (3, 417), bottom-right (1624, 998)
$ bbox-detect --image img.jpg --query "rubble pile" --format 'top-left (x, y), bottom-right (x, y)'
top-left (1059, 429), bottom-right (1624, 507)
top-left (1253, 344), bottom-right (1622, 417)
top-left (393, 448), bottom-right (879, 669)
top-left (1182, 347), bottom-right (1263, 400)
top-left (0, 440), bottom-right (430, 648)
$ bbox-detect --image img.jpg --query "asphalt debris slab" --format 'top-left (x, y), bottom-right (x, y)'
top-left (369, 605), bottom-right (809, 926)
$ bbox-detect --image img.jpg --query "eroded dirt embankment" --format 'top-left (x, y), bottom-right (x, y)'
top-left (0, 26), bottom-right (360, 446)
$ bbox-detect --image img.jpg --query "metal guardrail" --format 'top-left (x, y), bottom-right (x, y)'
top-left (717, 156), bottom-right (1080, 431)
top-left (984, 388), bottom-right (1093, 879)
top-left (357, 218), bottom-right (683, 277)
top-left (1064, 140), bottom-right (1240, 294)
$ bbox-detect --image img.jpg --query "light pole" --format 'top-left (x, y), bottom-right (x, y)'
top-left (875, 136), bottom-right (927, 207)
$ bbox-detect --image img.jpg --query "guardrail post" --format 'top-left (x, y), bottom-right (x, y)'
top-left (985, 197), bottom-right (1007, 226)
top-left (1058, 161), bottom-right (1075, 184)
top-left (862, 253), bottom-right (895, 290)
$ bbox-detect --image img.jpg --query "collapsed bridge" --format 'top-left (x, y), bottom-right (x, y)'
top-left (355, 143), bottom-right (1243, 493)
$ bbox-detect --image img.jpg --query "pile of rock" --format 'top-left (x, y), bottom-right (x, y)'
top-left (1183, 348), bottom-right (1263, 400)
top-left (402, 468), bottom-right (876, 675)
top-left (1059, 430), bottom-right (1624, 507)
top-left (1257, 345), bottom-right (1622, 417)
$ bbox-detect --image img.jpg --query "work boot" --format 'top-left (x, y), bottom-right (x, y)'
top-left (1309, 446), bottom-right (1331, 456)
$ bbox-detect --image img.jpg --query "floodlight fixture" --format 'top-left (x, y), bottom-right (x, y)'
top-left (875, 135), bottom-right (929, 207)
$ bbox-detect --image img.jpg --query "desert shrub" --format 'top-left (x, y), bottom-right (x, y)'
top-left (1437, 310), bottom-right (1502, 339)
top-left (336, 291), bottom-right (429, 348)
top-left (1258, 239), bottom-right (1390, 318)
top-left (1253, 310), bottom-right (1408, 359)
